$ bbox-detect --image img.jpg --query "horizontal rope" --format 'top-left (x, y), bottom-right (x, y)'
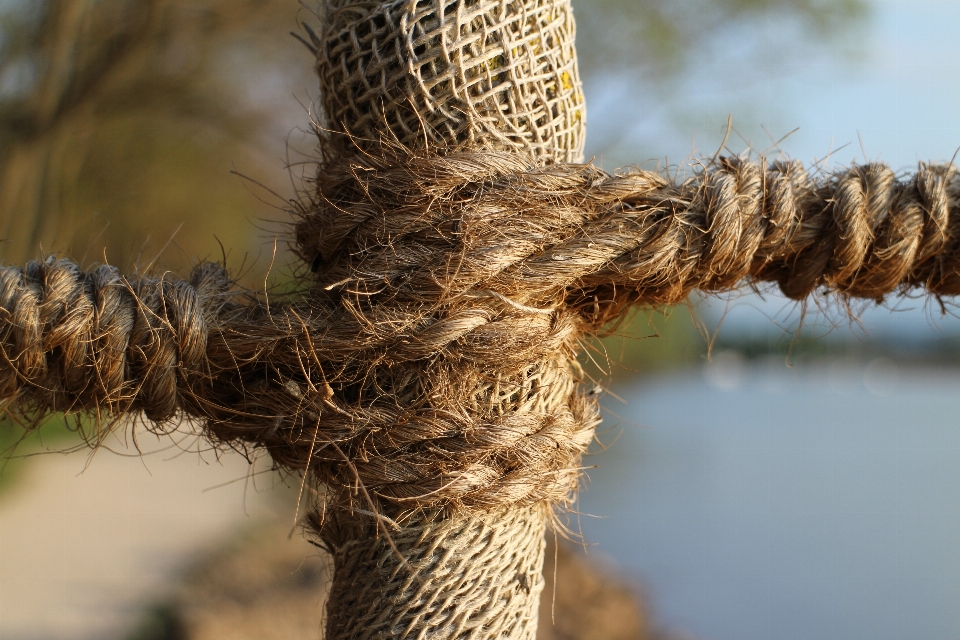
top-left (0, 260), bottom-right (237, 423)
top-left (2, 149), bottom-right (958, 512)
top-left (301, 151), bottom-right (960, 313)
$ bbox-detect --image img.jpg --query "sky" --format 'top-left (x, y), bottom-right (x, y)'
top-left (584, 0), bottom-right (960, 342)
top-left (587, 0), bottom-right (960, 170)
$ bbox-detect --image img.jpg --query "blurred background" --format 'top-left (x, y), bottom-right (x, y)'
top-left (3, 0), bottom-right (960, 639)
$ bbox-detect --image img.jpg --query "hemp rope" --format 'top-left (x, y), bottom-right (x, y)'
top-left (1, 0), bottom-right (958, 637)
top-left (4, 156), bottom-right (958, 509)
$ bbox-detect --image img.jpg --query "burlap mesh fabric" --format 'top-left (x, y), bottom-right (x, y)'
top-left (4, 0), bottom-right (960, 639)
top-left (320, 505), bottom-right (547, 640)
top-left (309, 1), bottom-right (589, 634)
top-left (317, 0), bottom-right (586, 164)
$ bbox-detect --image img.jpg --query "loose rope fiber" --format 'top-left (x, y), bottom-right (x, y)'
top-left (3, 0), bottom-right (960, 637)
top-left (318, 505), bottom-right (546, 640)
top-left (2, 155), bottom-right (960, 510)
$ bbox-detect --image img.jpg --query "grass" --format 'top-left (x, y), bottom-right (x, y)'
top-left (0, 414), bottom-right (87, 497)
top-left (581, 304), bottom-right (705, 384)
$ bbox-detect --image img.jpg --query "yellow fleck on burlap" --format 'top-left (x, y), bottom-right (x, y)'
top-left (317, 0), bottom-right (585, 164)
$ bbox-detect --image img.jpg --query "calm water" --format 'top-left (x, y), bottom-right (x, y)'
top-left (579, 358), bottom-right (960, 640)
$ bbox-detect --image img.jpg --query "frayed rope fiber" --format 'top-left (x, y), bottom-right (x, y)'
top-left (11, 1), bottom-right (959, 637)
top-left (2, 151), bottom-right (959, 513)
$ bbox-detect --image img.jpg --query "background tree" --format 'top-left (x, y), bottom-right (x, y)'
top-left (0, 0), bottom-right (867, 278)
top-left (0, 0), bottom-right (309, 276)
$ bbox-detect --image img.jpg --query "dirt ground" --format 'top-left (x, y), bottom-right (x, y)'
top-left (133, 511), bottom-right (684, 640)
top-left (0, 436), bottom-right (685, 640)
top-left (0, 442), bottom-right (284, 640)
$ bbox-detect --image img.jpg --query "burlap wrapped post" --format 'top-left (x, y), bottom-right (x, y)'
top-left (316, 0), bottom-right (586, 164)
top-left (3, 1), bottom-right (960, 639)
top-left (321, 506), bottom-right (548, 639)
top-left (309, 2), bottom-right (589, 636)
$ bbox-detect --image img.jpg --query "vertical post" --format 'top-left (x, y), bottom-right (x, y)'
top-left (321, 507), bottom-right (547, 639)
top-left (310, 0), bottom-right (588, 637)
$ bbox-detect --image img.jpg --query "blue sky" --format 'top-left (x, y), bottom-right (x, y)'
top-left (585, 1), bottom-right (960, 341)
top-left (587, 0), bottom-right (960, 170)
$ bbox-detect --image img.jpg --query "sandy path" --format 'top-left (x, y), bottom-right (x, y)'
top-left (0, 436), bottom-right (292, 640)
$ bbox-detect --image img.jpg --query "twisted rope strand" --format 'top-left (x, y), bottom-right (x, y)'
top-left (2, 151), bottom-right (959, 512)
top-left (0, 259), bottom-right (237, 422)
top-left (302, 154), bottom-right (960, 310)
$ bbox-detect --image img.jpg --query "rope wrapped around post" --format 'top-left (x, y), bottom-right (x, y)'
top-left (1, 0), bottom-right (960, 637)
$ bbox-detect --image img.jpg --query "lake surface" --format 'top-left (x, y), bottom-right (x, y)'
top-left (579, 358), bottom-right (960, 640)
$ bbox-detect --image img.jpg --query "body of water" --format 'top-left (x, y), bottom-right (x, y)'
top-left (580, 360), bottom-right (960, 640)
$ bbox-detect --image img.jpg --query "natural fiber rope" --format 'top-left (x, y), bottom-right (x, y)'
top-left (2, 154), bottom-right (960, 511)
top-left (0, 260), bottom-right (240, 424)
top-left (317, 504), bottom-right (546, 639)
top-left (4, 1), bottom-right (959, 636)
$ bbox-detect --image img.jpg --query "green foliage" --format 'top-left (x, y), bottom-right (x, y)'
top-left (581, 307), bottom-right (705, 382)
top-left (0, 0), bottom-right (312, 282)
top-left (0, 413), bottom-right (82, 494)
top-left (576, 0), bottom-right (868, 80)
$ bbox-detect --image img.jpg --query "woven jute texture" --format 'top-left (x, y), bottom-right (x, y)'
top-left (318, 505), bottom-right (547, 640)
top-left (7, 0), bottom-right (960, 637)
top-left (316, 0), bottom-right (586, 164)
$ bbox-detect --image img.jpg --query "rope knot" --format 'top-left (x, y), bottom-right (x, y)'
top-left (6, 149), bottom-right (960, 516)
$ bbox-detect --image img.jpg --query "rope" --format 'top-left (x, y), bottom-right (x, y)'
top-left (1, 153), bottom-right (958, 511)
top-left (0, 260), bottom-right (237, 423)
top-left (301, 152), bottom-right (960, 309)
